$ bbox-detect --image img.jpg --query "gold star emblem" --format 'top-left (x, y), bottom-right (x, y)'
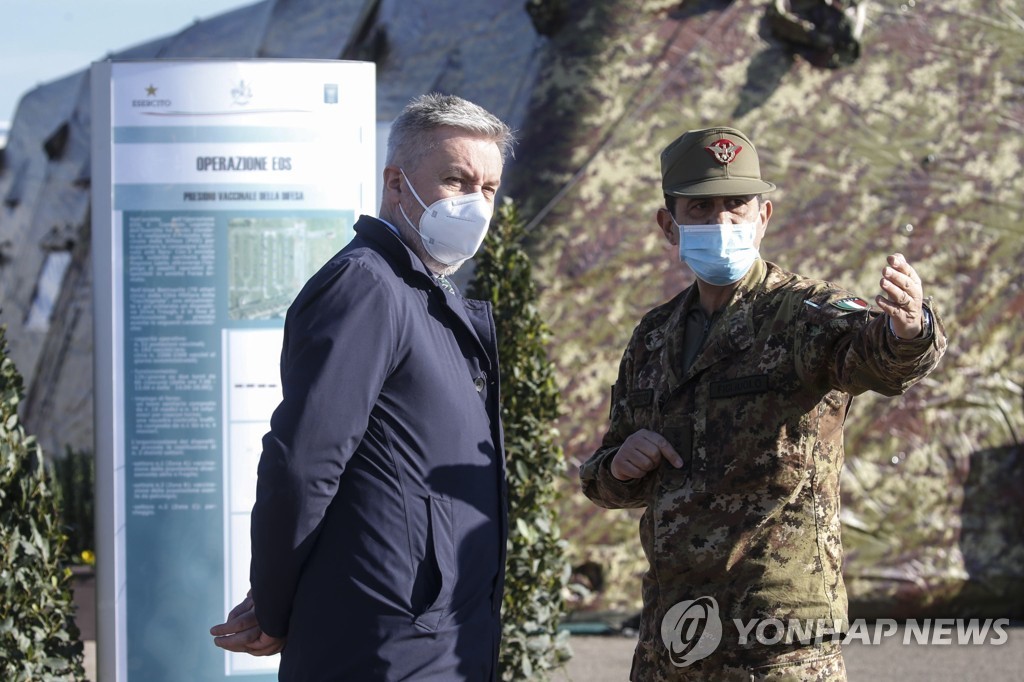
top-left (145, 85), bottom-right (157, 96)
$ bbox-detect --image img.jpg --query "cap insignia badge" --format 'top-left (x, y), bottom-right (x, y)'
top-left (705, 139), bottom-right (742, 164)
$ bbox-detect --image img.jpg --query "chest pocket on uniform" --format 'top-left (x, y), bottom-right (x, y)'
top-left (659, 414), bottom-right (692, 490)
top-left (626, 388), bottom-right (655, 428)
top-left (706, 372), bottom-right (806, 492)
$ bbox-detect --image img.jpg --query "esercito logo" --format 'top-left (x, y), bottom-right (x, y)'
top-left (661, 596), bottom-right (723, 667)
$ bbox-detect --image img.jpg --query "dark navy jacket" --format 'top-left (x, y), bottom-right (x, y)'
top-left (250, 215), bottom-right (507, 681)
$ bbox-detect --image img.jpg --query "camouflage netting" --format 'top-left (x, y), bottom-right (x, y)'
top-left (505, 0), bottom-right (1024, 619)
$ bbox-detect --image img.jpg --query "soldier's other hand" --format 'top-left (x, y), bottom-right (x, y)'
top-left (611, 429), bottom-right (683, 481)
top-left (875, 252), bottom-right (925, 339)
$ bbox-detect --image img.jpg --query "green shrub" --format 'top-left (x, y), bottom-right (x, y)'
top-left (469, 197), bottom-right (572, 680)
top-left (0, 328), bottom-right (85, 680)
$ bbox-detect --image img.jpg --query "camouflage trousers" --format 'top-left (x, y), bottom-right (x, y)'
top-left (630, 641), bottom-right (846, 681)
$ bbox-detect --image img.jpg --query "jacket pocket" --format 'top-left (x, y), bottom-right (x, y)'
top-left (413, 495), bottom-right (456, 632)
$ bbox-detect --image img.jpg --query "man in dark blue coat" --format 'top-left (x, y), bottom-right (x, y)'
top-left (211, 93), bottom-right (513, 681)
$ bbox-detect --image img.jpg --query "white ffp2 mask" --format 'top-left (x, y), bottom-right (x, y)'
top-left (398, 169), bottom-right (493, 266)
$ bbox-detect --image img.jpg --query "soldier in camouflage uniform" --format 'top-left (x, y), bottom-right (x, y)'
top-left (580, 127), bottom-right (946, 681)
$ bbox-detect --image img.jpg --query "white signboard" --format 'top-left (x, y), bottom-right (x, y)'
top-left (92, 59), bottom-right (375, 681)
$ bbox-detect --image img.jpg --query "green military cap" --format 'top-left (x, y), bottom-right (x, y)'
top-left (661, 126), bottom-right (777, 197)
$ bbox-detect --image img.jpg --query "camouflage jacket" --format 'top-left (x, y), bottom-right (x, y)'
top-left (580, 258), bottom-right (946, 678)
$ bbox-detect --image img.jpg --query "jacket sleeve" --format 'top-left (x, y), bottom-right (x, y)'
top-left (579, 328), bottom-right (656, 509)
top-left (250, 260), bottom-right (397, 637)
top-left (797, 289), bottom-right (948, 397)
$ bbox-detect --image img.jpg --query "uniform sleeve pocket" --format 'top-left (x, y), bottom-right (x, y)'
top-left (413, 495), bottom-right (456, 632)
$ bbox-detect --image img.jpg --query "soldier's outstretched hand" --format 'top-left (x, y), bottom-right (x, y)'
top-left (611, 429), bottom-right (683, 481)
top-left (875, 252), bottom-right (925, 339)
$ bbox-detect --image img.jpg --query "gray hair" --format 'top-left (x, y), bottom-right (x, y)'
top-left (385, 93), bottom-right (514, 170)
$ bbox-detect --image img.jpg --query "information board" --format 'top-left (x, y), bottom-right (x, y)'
top-left (91, 59), bottom-right (376, 681)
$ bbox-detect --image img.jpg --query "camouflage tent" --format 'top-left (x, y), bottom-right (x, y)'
top-left (0, 0), bottom-right (1020, 620)
top-left (506, 0), bottom-right (1024, 620)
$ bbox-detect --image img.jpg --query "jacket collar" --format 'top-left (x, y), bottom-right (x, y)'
top-left (664, 258), bottom-right (767, 392)
top-left (354, 215), bottom-right (439, 285)
top-left (354, 215), bottom-right (494, 365)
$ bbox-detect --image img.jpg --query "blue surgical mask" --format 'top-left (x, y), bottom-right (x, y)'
top-left (674, 219), bottom-right (760, 286)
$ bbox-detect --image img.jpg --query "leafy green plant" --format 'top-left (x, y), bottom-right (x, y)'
top-left (0, 328), bottom-right (85, 680)
top-left (469, 197), bottom-right (572, 680)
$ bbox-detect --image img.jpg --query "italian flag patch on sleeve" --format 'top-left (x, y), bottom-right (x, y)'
top-left (831, 297), bottom-right (870, 312)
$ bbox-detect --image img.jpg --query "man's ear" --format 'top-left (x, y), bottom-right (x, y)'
top-left (382, 165), bottom-right (402, 193)
top-left (656, 207), bottom-right (679, 247)
top-left (761, 198), bottom-right (772, 227)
